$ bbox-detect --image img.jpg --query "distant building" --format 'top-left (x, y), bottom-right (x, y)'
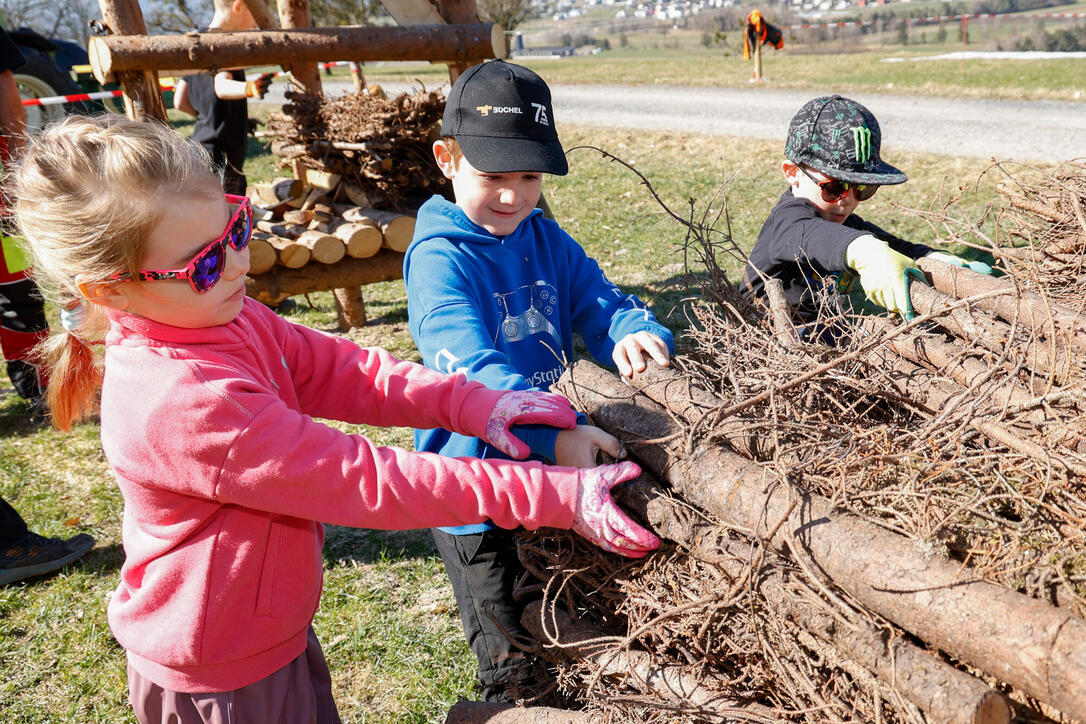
top-left (510, 45), bottom-right (577, 58)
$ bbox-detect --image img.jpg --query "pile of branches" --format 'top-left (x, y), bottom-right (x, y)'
top-left (993, 159), bottom-right (1086, 305)
top-left (504, 157), bottom-right (1086, 723)
top-left (261, 85), bottom-right (449, 211)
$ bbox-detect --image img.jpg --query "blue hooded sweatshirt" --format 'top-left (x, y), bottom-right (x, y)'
top-left (405, 194), bottom-right (674, 533)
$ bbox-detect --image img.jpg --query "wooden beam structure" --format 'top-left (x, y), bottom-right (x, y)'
top-left (96, 0), bottom-right (167, 121)
top-left (277, 0), bottom-right (322, 96)
top-left (88, 25), bottom-right (505, 82)
top-left (238, 0), bottom-right (279, 31)
top-left (94, 0), bottom-right (500, 117)
top-left (380, 0), bottom-right (489, 79)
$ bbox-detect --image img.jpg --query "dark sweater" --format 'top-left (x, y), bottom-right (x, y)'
top-left (741, 190), bottom-right (932, 321)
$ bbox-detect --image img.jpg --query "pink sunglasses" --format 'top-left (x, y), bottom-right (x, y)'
top-left (108, 194), bottom-right (252, 294)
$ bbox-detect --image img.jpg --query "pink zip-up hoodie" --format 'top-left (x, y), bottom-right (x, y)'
top-left (100, 299), bottom-right (579, 693)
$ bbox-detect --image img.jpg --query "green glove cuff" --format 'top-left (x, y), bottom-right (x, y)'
top-left (901, 267), bottom-right (927, 321)
top-left (926, 251), bottom-right (994, 276)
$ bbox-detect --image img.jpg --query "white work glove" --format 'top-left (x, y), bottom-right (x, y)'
top-left (925, 251), bottom-right (994, 276)
top-left (845, 235), bottom-right (920, 316)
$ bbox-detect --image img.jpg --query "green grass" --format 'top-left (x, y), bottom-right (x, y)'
top-left (0, 111), bottom-right (1018, 721)
top-left (364, 38), bottom-right (1086, 100)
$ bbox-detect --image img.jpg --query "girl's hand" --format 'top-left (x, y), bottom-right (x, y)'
top-left (485, 390), bottom-right (577, 459)
top-left (555, 425), bottom-right (625, 469)
top-left (612, 331), bottom-right (671, 378)
top-left (573, 461), bottom-right (660, 558)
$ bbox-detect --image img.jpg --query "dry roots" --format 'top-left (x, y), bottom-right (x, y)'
top-left (512, 155), bottom-right (1086, 723)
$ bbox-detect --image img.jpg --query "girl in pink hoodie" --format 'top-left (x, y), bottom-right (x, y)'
top-left (13, 115), bottom-right (659, 724)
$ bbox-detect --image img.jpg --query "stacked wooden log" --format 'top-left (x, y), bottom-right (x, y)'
top-left (243, 166), bottom-right (416, 325)
top-left (507, 160), bottom-right (1086, 723)
top-left (261, 85), bottom-right (449, 212)
top-left (244, 85), bottom-right (447, 328)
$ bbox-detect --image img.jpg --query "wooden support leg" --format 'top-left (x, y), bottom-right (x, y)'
top-left (349, 62), bottom-right (365, 92)
top-left (333, 286), bottom-right (367, 331)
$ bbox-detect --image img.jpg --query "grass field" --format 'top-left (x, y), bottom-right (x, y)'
top-left (362, 43), bottom-right (1086, 100)
top-left (0, 103), bottom-right (1026, 720)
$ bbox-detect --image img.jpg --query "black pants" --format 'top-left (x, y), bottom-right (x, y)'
top-left (203, 143), bottom-right (247, 197)
top-left (432, 527), bottom-right (533, 702)
top-left (0, 496), bottom-right (28, 547)
top-left (0, 268), bottom-right (49, 401)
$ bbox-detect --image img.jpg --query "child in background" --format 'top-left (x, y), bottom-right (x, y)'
top-left (405, 59), bottom-right (674, 702)
top-left (13, 114), bottom-right (659, 723)
top-left (173, 0), bottom-right (272, 195)
top-left (741, 94), bottom-right (992, 324)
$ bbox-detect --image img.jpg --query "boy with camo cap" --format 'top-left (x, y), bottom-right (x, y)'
top-left (741, 94), bottom-right (992, 324)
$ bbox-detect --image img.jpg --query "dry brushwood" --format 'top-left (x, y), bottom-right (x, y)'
top-left (262, 86), bottom-right (449, 211)
top-left (608, 476), bottom-right (1010, 724)
top-left (558, 358), bottom-right (1086, 720)
top-left (509, 152), bottom-right (1086, 723)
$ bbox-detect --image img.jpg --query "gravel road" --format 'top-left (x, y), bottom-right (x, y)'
top-left (260, 80), bottom-right (1085, 163)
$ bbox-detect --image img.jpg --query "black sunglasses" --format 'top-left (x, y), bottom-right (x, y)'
top-left (798, 166), bottom-right (879, 203)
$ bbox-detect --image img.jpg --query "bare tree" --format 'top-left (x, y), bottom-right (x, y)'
top-left (142, 0), bottom-right (211, 34)
top-left (0, 0), bottom-right (101, 45)
top-left (309, 0), bottom-right (387, 26)
top-left (476, 0), bottom-right (536, 31)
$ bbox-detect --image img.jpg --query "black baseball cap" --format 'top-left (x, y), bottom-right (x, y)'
top-left (784, 95), bottom-right (907, 185)
top-left (441, 60), bottom-right (568, 176)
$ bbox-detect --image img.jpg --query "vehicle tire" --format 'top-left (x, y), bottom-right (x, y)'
top-left (14, 46), bottom-right (92, 130)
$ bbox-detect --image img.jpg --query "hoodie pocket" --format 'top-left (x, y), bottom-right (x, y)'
top-left (254, 520), bottom-right (284, 618)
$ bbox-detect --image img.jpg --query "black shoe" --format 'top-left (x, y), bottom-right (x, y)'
top-left (0, 532), bottom-right (95, 585)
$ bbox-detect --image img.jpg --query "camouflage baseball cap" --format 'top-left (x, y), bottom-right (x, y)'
top-left (784, 95), bottom-right (907, 185)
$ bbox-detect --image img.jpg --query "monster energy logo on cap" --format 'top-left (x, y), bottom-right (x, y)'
top-left (785, 95), bottom-right (908, 185)
top-left (853, 126), bottom-right (872, 164)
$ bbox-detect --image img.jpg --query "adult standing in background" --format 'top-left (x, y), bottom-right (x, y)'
top-left (0, 25), bottom-right (94, 585)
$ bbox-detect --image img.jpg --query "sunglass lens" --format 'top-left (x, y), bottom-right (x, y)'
top-left (855, 185), bottom-right (878, 201)
top-left (191, 243), bottom-right (226, 292)
top-left (229, 209), bottom-right (252, 251)
top-left (822, 181), bottom-right (849, 202)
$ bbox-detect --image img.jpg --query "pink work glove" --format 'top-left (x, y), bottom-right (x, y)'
top-left (484, 390), bottom-right (577, 459)
top-left (572, 461), bottom-right (660, 558)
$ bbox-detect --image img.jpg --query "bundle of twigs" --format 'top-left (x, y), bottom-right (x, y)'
top-left (994, 159), bottom-right (1086, 305)
top-left (504, 154), bottom-right (1086, 724)
top-left (261, 85), bottom-right (449, 211)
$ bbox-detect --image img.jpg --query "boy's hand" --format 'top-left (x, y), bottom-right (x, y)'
top-left (555, 424), bottom-right (625, 469)
top-left (612, 331), bottom-right (671, 378)
top-left (925, 251), bottom-right (994, 276)
top-left (485, 390), bottom-right (577, 459)
top-left (245, 73), bottom-right (274, 99)
top-left (845, 235), bottom-right (919, 316)
top-left (573, 461), bottom-right (660, 558)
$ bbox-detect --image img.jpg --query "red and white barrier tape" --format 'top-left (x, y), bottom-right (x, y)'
top-left (22, 62), bottom-right (356, 108)
top-left (23, 88), bottom-right (125, 107)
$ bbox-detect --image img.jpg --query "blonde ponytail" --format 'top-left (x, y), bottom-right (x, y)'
top-left (12, 115), bottom-right (218, 429)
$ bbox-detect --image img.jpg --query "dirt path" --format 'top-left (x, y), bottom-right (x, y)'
top-left (261, 80), bottom-right (1085, 163)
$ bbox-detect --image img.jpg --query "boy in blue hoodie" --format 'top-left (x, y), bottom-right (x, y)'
top-left (404, 59), bottom-right (673, 702)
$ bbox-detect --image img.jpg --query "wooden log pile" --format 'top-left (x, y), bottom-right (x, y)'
top-left (261, 85), bottom-right (450, 212)
top-left (243, 169), bottom-right (415, 321)
top-left (503, 159), bottom-right (1086, 722)
top-left (245, 86), bottom-right (446, 325)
